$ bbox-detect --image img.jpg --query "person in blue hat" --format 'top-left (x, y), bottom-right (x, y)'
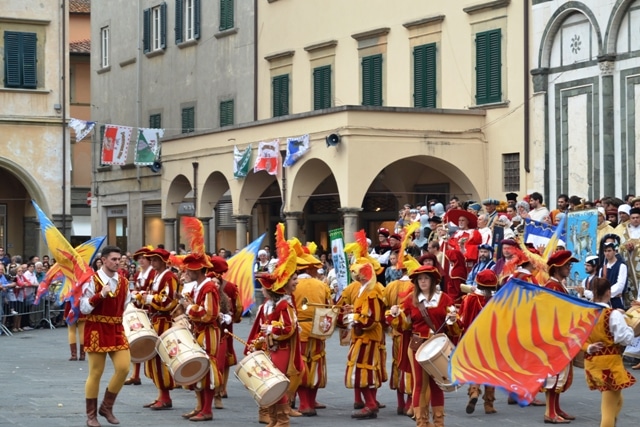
top-left (465, 244), bottom-right (496, 286)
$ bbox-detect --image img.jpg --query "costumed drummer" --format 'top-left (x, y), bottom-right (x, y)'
top-left (458, 269), bottom-right (499, 415)
top-left (291, 239), bottom-right (332, 416)
top-left (79, 246), bottom-right (131, 427)
top-left (387, 265), bottom-right (461, 427)
top-left (124, 246), bottom-right (156, 387)
top-left (583, 278), bottom-right (636, 427)
top-left (134, 248), bottom-right (179, 410)
top-left (180, 253), bottom-right (222, 422)
top-left (246, 223), bottom-right (304, 427)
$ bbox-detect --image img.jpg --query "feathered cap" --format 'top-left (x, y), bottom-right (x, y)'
top-left (183, 253), bottom-right (213, 271)
top-left (290, 237), bottom-right (322, 267)
top-left (259, 223), bottom-right (298, 294)
top-left (181, 216), bottom-right (206, 257)
top-left (397, 222), bottom-right (420, 272)
top-left (344, 229), bottom-right (382, 274)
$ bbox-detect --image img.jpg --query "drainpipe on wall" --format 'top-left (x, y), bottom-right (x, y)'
top-left (253, 0), bottom-right (258, 121)
top-left (61, 0), bottom-right (68, 236)
top-left (524, 0), bottom-right (530, 173)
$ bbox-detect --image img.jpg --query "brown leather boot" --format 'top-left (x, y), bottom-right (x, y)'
top-left (274, 403), bottom-right (290, 427)
top-left (258, 406), bottom-right (270, 425)
top-left (86, 398), bottom-right (101, 427)
top-left (432, 405), bottom-right (445, 427)
top-left (79, 345), bottom-right (86, 361)
top-left (265, 405), bottom-right (278, 427)
top-left (69, 344), bottom-right (78, 361)
top-left (414, 406), bottom-right (434, 427)
top-left (484, 386), bottom-right (497, 414)
top-left (466, 384), bottom-right (481, 414)
top-left (98, 388), bottom-right (120, 424)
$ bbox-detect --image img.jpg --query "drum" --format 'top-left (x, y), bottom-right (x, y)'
top-left (172, 314), bottom-right (191, 330)
top-left (123, 307), bottom-right (159, 363)
top-left (625, 306), bottom-right (640, 337)
top-left (234, 351), bottom-right (290, 407)
top-left (156, 326), bottom-right (209, 386)
top-left (309, 307), bottom-right (338, 339)
top-left (415, 333), bottom-right (459, 392)
top-left (572, 350), bottom-right (585, 369)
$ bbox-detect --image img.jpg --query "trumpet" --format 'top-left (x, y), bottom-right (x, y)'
top-left (300, 297), bottom-right (349, 314)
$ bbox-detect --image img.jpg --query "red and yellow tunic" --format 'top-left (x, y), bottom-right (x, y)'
top-left (81, 271), bottom-right (131, 353)
top-left (383, 277), bottom-right (413, 393)
top-left (584, 308), bottom-right (636, 391)
top-left (132, 266), bottom-right (156, 291)
top-left (186, 277), bottom-right (221, 389)
top-left (459, 291), bottom-right (490, 332)
top-left (262, 296), bottom-right (304, 383)
top-left (293, 274), bottom-right (333, 388)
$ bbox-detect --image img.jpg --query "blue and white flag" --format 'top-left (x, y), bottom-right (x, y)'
top-left (524, 218), bottom-right (566, 249)
top-left (68, 118), bottom-right (96, 142)
top-left (283, 134), bottom-right (310, 167)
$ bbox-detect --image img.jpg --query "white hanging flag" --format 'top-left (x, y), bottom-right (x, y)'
top-left (253, 140), bottom-right (280, 176)
top-left (101, 125), bottom-right (133, 165)
top-left (68, 118), bottom-right (96, 142)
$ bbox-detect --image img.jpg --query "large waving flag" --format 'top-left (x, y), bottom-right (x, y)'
top-left (32, 201), bottom-right (97, 324)
top-left (34, 235), bottom-right (105, 305)
top-left (223, 233), bottom-right (266, 315)
top-left (524, 218), bottom-right (567, 250)
top-left (450, 278), bottom-right (603, 404)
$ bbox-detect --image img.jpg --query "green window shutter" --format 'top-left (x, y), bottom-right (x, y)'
top-left (476, 29), bottom-right (502, 105)
top-left (4, 32), bottom-right (22, 87)
top-left (272, 74), bottom-right (289, 117)
top-left (362, 54), bottom-right (382, 106)
top-left (194, 0), bottom-right (201, 40)
top-left (149, 114), bottom-right (162, 128)
top-left (21, 33), bottom-right (37, 88)
top-left (175, 0), bottom-right (183, 44)
top-left (219, 100), bottom-right (234, 127)
top-left (413, 43), bottom-right (436, 108)
top-left (143, 8), bottom-right (151, 53)
top-left (220, 0), bottom-right (234, 31)
top-left (313, 65), bottom-right (331, 110)
top-left (182, 107), bottom-right (194, 133)
top-left (160, 3), bottom-right (167, 49)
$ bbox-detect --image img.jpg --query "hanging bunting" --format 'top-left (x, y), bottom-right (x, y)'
top-left (283, 134), bottom-right (310, 167)
top-left (68, 118), bottom-right (96, 142)
top-left (233, 144), bottom-right (252, 179)
top-left (253, 140), bottom-right (280, 176)
top-left (101, 125), bottom-right (133, 166)
top-left (134, 127), bottom-right (165, 165)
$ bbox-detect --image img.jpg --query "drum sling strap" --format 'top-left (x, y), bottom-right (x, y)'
top-left (409, 303), bottom-right (438, 352)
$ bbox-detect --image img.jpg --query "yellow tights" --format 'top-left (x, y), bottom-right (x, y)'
top-left (600, 390), bottom-right (623, 427)
top-left (85, 350), bottom-right (131, 398)
top-left (68, 321), bottom-right (85, 345)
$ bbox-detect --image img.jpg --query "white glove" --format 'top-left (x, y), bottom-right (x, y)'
top-left (220, 313), bottom-right (232, 324)
top-left (145, 294), bottom-right (153, 304)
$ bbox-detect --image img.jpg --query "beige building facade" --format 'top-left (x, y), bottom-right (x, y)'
top-left (0, 0), bottom-right (69, 258)
top-left (157, 0), bottom-right (530, 251)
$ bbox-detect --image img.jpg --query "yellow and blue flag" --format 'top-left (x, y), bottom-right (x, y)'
top-left (223, 233), bottom-right (266, 314)
top-left (450, 278), bottom-right (602, 404)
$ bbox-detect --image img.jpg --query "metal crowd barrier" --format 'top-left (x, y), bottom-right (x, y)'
top-left (1, 285), bottom-right (66, 337)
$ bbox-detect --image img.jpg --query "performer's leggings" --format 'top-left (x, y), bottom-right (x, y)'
top-left (68, 321), bottom-right (85, 345)
top-left (600, 390), bottom-right (623, 427)
top-left (85, 350), bottom-right (131, 398)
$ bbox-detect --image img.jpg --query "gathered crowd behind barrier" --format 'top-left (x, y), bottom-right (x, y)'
top-left (0, 285), bottom-right (65, 336)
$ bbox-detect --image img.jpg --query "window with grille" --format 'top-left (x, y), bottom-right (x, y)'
top-left (475, 29), bottom-right (502, 105)
top-left (100, 26), bottom-right (109, 68)
top-left (3, 31), bottom-right (37, 89)
top-left (362, 54), bottom-right (382, 106)
top-left (413, 43), bottom-right (436, 108)
top-left (503, 153), bottom-right (520, 191)
top-left (272, 74), bottom-right (289, 117)
top-left (181, 107), bottom-right (195, 133)
top-left (175, 0), bottom-right (200, 44)
top-left (313, 65), bottom-right (331, 110)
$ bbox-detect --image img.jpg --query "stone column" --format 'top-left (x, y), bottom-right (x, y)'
top-left (530, 68), bottom-right (550, 196)
top-left (599, 56), bottom-right (615, 196)
top-left (339, 207), bottom-right (363, 243)
top-left (234, 215), bottom-right (251, 250)
top-left (163, 218), bottom-right (176, 251)
top-left (198, 217), bottom-right (211, 251)
top-left (284, 211), bottom-right (304, 239)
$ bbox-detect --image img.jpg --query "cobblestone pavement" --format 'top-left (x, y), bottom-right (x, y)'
top-left (1, 320), bottom-right (639, 426)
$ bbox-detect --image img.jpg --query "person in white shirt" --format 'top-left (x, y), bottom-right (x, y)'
top-left (576, 255), bottom-right (599, 301)
top-left (528, 192), bottom-right (551, 222)
top-left (599, 236), bottom-right (627, 309)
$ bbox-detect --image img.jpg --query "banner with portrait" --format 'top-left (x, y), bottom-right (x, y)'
top-left (566, 209), bottom-right (598, 290)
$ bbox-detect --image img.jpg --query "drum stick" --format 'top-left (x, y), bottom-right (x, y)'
top-left (224, 329), bottom-right (249, 347)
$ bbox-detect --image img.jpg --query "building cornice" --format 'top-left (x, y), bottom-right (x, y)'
top-left (0, 17), bottom-right (50, 25)
top-left (264, 50), bottom-right (295, 62)
top-left (463, 0), bottom-right (510, 15)
top-left (351, 27), bottom-right (390, 41)
top-left (304, 40), bottom-right (338, 53)
top-left (403, 15), bottom-right (446, 30)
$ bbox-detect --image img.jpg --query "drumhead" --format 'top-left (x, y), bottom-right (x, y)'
top-left (415, 335), bottom-right (448, 362)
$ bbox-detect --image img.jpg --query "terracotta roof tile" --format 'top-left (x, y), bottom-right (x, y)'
top-left (70, 0), bottom-right (90, 14)
top-left (70, 39), bottom-right (91, 53)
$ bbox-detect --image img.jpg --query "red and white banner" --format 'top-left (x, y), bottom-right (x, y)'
top-left (253, 140), bottom-right (280, 176)
top-left (101, 125), bottom-right (133, 165)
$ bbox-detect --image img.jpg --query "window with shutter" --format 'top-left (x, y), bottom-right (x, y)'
top-left (313, 65), bottom-right (331, 110)
top-left (149, 114), bottom-right (162, 129)
top-left (272, 74), bottom-right (289, 117)
top-left (475, 29), bottom-right (502, 105)
top-left (219, 0), bottom-right (234, 31)
top-left (177, 0), bottom-right (200, 43)
top-left (219, 100), bottom-right (234, 127)
top-left (100, 26), bottom-right (109, 68)
top-left (362, 54), bottom-right (382, 106)
top-left (4, 31), bottom-right (37, 89)
top-left (413, 43), bottom-right (436, 108)
top-left (182, 107), bottom-right (195, 133)
top-left (143, 8), bottom-right (151, 53)
top-left (175, 0), bottom-right (183, 44)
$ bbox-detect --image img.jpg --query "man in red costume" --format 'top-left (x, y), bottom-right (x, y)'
top-left (80, 246), bottom-right (131, 427)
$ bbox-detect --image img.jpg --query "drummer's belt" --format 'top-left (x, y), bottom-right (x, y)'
top-left (585, 346), bottom-right (621, 359)
top-left (86, 315), bottom-right (123, 324)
